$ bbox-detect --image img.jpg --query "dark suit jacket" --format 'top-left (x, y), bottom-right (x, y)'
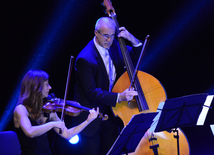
top-left (73, 38), bottom-right (142, 136)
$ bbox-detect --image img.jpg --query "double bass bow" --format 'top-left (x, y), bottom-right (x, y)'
top-left (102, 1), bottom-right (190, 154)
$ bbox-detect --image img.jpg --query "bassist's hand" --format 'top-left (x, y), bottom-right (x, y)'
top-left (118, 27), bottom-right (140, 46)
top-left (118, 88), bottom-right (138, 102)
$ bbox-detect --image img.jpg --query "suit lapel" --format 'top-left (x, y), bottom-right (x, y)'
top-left (92, 42), bottom-right (109, 80)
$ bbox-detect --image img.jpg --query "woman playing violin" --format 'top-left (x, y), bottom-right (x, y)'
top-left (13, 70), bottom-right (99, 155)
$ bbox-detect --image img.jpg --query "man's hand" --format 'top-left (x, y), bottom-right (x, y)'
top-left (118, 88), bottom-right (138, 102)
top-left (117, 27), bottom-right (140, 45)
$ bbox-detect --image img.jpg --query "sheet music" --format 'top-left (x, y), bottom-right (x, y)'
top-left (210, 125), bottom-right (214, 136)
top-left (107, 113), bottom-right (157, 155)
top-left (149, 102), bottom-right (165, 133)
top-left (197, 95), bottom-right (214, 125)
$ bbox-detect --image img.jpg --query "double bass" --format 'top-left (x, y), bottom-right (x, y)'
top-left (103, 0), bottom-right (190, 154)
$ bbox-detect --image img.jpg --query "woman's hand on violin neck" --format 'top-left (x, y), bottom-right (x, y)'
top-left (118, 88), bottom-right (138, 102)
top-left (87, 107), bottom-right (99, 123)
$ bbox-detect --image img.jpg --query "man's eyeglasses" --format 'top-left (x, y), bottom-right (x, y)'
top-left (96, 30), bottom-right (115, 40)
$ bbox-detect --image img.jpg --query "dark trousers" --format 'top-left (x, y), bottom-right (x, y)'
top-left (80, 108), bottom-right (122, 155)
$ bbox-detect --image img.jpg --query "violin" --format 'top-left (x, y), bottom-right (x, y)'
top-left (42, 97), bottom-right (108, 120)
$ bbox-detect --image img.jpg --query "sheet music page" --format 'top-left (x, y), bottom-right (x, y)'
top-left (197, 95), bottom-right (214, 125)
top-left (149, 102), bottom-right (165, 133)
top-left (210, 124), bottom-right (214, 136)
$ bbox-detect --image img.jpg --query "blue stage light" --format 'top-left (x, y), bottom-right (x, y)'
top-left (0, 0), bottom-right (82, 131)
top-left (140, 0), bottom-right (213, 72)
top-left (69, 135), bottom-right (80, 144)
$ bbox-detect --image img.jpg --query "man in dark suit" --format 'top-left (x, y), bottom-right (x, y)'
top-left (73, 17), bottom-right (142, 155)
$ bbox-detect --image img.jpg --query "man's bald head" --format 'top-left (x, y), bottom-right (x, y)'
top-left (95, 17), bottom-right (116, 31)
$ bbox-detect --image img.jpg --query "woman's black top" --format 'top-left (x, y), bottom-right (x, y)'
top-left (15, 118), bottom-right (52, 155)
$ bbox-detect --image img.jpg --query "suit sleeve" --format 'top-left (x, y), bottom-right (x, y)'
top-left (75, 57), bottom-right (118, 108)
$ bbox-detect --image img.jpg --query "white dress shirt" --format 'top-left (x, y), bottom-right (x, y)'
top-left (93, 37), bottom-right (116, 91)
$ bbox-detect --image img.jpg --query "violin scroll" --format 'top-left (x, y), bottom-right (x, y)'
top-left (99, 113), bottom-right (108, 121)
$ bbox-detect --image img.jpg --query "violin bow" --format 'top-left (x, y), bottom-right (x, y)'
top-left (61, 55), bottom-right (74, 121)
top-left (60, 56), bottom-right (108, 123)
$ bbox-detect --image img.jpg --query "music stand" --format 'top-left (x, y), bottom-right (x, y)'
top-left (107, 112), bottom-right (158, 155)
top-left (154, 93), bottom-right (213, 155)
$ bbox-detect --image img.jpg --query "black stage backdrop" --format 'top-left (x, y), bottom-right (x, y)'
top-left (1, 0), bottom-right (214, 154)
